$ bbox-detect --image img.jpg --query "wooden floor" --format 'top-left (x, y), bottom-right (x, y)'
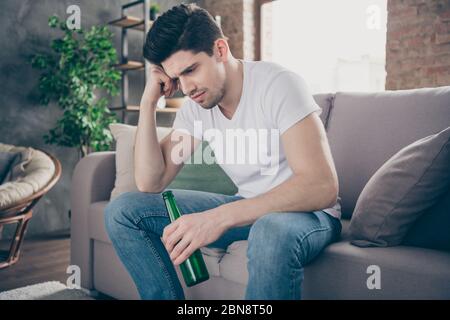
top-left (0, 230), bottom-right (72, 292)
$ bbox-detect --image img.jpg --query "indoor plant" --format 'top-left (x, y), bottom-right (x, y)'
top-left (31, 15), bottom-right (121, 158)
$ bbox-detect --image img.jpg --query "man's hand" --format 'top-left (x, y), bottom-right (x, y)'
top-left (140, 64), bottom-right (179, 109)
top-left (162, 209), bottom-right (228, 266)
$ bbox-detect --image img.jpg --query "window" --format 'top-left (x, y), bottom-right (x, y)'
top-left (262, 0), bottom-right (388, 93)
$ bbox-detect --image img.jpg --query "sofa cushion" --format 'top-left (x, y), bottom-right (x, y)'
top-left (166, 140), bottom-right (238, 195)
top-left (327, 86), bottom-right (450, 219)
top-left (109, 123), bottom-right (172, 199)
top-left (219, 240), bottom-right (249, 285)
top-left (402, 187), bottom-right (450, 251)
top-left (89, 201), bottom-right (225, 278)
top-left (303, 221), bottom-right (450, 299)
top-left (216, 220), bottom-right (450, 299)
top-left (312, 93), bottom-right (334, 129)
top-left (349, 126), bottom-right (450, 247)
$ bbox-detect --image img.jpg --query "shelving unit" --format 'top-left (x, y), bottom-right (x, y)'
top-left (109, 105), bottom-right (179, 113)
top-left (114, 61), bottom-right (145, 71)
top-left (108, 0), bottom-right (179, 123)
top-left (109, 15), bottom-right (149, 31)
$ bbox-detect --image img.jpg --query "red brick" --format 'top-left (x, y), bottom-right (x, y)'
top-left (439, 10), bottom-right (450, 22)
top-left (435, 32), bottom-right (450, 44)
top-left (386, 0), bottom-right (450, 89)
top-left (388, 5), bottom-right (418, 17)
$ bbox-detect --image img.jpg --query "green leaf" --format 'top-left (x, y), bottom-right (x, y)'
top-left (48, 15), bottom-right (59, 28)
top-left (32, 14), bottom-right (121, 155)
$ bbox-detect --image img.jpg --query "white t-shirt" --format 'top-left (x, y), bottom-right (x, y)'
top-left (172, 60), bottom-right (341, 219)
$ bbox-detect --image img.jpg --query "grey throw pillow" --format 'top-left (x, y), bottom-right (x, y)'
top-left (349, 126), bottom-right (450, 247)
top-left (402, 188), bottom-right (450, 251)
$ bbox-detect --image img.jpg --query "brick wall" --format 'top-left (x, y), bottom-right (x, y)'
top-left (198, 0), bottom-right (258, 60)
top-left (386, 0), bottom-right (450, 90)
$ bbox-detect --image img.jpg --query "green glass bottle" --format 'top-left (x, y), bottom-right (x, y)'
top-left (162, 191), bottom-right (210, 287)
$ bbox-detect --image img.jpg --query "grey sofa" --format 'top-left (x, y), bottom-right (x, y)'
top-left (71, 86), bottom-right (450, 300)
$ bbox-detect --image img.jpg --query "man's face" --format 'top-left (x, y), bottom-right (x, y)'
top-left (161, 48), bottom-right (226, 109)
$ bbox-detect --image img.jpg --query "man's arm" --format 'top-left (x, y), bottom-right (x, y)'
top-left (216, 112), bottom-right (339, 228)
top-left (135, 112), bottom-right (201, 193)
top-left (135, 65), bottom-right (201, 193)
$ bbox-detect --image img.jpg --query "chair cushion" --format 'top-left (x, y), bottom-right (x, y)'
top-left (0, 143), bottom-right (34, 184)
top-left (0, 151), bottom-right (19, 184)
top-left (349, 126), bottom-right (450, 247)
top-left (0, 144), bottom-right (55, 211)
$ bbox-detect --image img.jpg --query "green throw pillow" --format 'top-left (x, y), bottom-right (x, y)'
top-left (168, 141), bottom-right (237, 195)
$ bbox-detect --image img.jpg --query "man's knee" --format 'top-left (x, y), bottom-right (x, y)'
top-left (247, 213), bottom-right (299, 254)
top-left (247, 213), bottom-right (315, 264)
top-left (104, 191), bottom-right (163, 235)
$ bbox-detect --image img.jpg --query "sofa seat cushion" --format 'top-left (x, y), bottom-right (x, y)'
top-left (303, 222), bottom-right (450, 299)
top-left (88, 201), bottom-right (450, 298)
top-left (88, 201), bottom-right (225, 278)
top-left (217, 220), bottom-right (450, 299)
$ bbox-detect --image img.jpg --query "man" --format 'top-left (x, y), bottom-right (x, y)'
top-left (105, 3), bottom-right (342, 300)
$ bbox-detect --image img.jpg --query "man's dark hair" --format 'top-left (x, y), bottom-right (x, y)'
top-left (143, 3), bottom-right (227, 66)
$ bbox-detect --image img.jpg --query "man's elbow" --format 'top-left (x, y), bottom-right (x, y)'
top-left (321, 179), bottom-right (339, 209)
top-left (135, 178), bottom-right (165, 194)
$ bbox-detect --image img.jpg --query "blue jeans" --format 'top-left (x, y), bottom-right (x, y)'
top-left (104, 189), bottom-right (342, 300)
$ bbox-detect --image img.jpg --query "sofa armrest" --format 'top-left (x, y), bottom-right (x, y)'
top-left (70, 151), bottom-right (115, 290)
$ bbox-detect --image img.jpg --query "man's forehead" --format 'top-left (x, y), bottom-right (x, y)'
top-left (162, 51), bottom-right (200, 79)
